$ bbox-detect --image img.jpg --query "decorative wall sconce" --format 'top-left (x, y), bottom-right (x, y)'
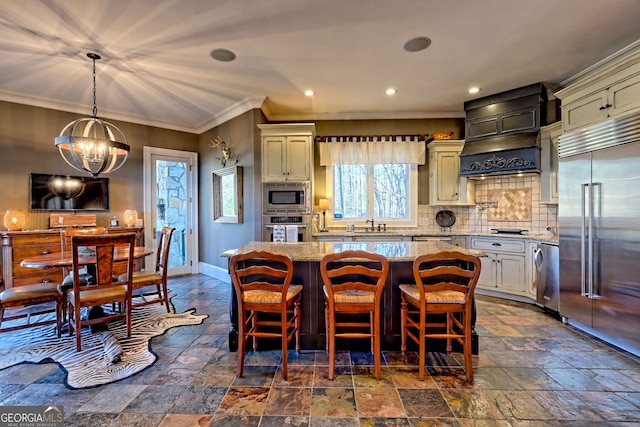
top-left (123, 209), bottom-right (138, 227)
top-left (3, 209), bottom-right (26, 231)
top-left (209, 136), bottom-right (239, 167)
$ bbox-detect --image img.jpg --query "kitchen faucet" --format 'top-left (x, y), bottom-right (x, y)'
top-left (365, 218), bottom-right (374, 232)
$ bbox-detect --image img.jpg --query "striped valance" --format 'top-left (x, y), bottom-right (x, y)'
top-left (316, 134), bottom-right (427, 165)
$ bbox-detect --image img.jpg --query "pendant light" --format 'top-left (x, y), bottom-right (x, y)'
top-left (54, 53), bottom-right (129, 178)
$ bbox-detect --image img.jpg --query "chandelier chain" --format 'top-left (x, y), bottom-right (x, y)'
top-left (91, 55), bottom-right (98, 118)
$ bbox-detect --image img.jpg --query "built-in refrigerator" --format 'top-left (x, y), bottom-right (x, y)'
top-left (558, 111), bottom-right (640, 357)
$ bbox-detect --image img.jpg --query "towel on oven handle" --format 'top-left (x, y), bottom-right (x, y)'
top-left (273, 225), bottom-right (285, 242)
top-left (285, 225), bottom-right (298, 242)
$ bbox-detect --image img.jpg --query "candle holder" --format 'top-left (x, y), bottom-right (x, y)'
top-left (318, 199), bottom-right (329, 232)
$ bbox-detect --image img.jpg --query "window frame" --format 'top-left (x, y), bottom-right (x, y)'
top-left (325, 163), bottom-right (418, 229)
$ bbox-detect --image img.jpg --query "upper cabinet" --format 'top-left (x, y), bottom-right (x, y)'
top-left (258, 123), bottom-right (316, 182)
top-left (428, 140), bottom-right (475, 205)
top-left (556, 45), bottom-right (640, 133)
top-left (539, 122), bottom-right (561, 204)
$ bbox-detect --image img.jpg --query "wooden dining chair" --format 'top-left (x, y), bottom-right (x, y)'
top-left (0, 263), bottom-right (62, 336)
top-left (59, 227), bottom-right (108, 320)
top-left (67, 233), bottom-right (136, 351)
top-left (124, 226), bottom-right (175, 312)
top-left (399, 251), bottom-right (481, 382)
top-left (320, 250), bottom-right (389, 380)
top-left (229, 250), bottom-right (302, 380)
top-left (60, 227), bottom-right (109, 267)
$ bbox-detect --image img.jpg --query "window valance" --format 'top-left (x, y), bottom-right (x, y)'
top-left (316, 135), bottom-right (427, 165)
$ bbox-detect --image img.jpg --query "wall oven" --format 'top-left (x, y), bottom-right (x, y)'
top-left (262, 214), bottom-right (311, 242)
top-left (263, 181), bottom-right (310, 213)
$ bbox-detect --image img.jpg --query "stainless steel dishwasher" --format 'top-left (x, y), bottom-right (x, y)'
top-left (534, 243), bottom-right (559, 312)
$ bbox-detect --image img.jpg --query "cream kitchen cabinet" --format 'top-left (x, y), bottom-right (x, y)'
top-left (539, 122), bottom-right (561, 204)
top-left (557, 50), bottom-right (640, 133)
top-left (428, 140), bottom-right (475, 205)
top-left (470, 236), bottom-right (526, 296)
top-left (258, 123), bottom-right (315, 182)
top-left (452, 236), bottom-right (468, 249)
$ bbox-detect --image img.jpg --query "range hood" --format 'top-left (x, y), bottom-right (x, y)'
top-left (460, 82), bottom-right (558, 177)
top-left (460, 132), bottom-right (540, 176)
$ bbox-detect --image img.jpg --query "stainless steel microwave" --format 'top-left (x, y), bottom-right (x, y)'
top-left (263, 181), bottom-right (310, 213)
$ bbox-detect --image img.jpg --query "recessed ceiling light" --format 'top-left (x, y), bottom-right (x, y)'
top-left (468, 87), bottom-right (481, 94)
top-left (403, 37), bottom-right (431, 52)
top-left (210, 48), bottom-right (236, 62)
top-left (386, 88), bottom-right (398, 95)
top-left (304, 90), bottom-right (315, 97)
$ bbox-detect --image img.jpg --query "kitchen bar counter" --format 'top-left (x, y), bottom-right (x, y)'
top-left (220, 240), bottom-right (485, 261)
top-left (221, 241), bottom-right (484, 353)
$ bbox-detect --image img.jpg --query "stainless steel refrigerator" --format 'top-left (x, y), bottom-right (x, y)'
top-left (558, 111), bottom-right (640, 356)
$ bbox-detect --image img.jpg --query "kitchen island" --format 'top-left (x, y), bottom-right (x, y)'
top-left (221, 241), bottom-right (484, 353)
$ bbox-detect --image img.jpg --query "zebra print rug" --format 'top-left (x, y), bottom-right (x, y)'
top-left (0, 304), bottom-right (208, 389)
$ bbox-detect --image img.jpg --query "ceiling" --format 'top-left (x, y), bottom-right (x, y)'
top-left (1, 1), bottom-right (639, 134)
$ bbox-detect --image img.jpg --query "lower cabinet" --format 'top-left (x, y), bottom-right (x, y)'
top-left (470, 237), bottom-right (527, 296)
top-left (452, 236), bottom-right (468, 248)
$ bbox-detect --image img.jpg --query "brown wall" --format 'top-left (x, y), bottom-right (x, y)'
top-left (311, 118), bottom-right (464, 204)
top-left (0, 101), bottom-right (198, 229)
top-left (198, 109), bottom-right (266, 269)
top-left (0, 101), bottom-right (464, 271)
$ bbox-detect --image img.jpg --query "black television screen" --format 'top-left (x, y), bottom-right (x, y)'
top-left (30, 173), bottom-right (109, 211)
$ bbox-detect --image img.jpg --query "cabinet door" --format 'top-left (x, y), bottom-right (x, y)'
top-left (496, 253), bottom-right (526, 293)
top-left (540, 123), bottom-right (561, 204)
top-left (608, 72), bottom-right (640, 118)
top-left (562, 90), bottom-right (608, 132)
top-left (262, 136), bottom-right (287, 181)
top-left (477, 253), bottom-right (496, 289)
top-left (452, 236), bottom-right (468, 248)
top-left (286, 136), bottom-right (311, 181)
top-left (434, 151), bottom-right (460, 203)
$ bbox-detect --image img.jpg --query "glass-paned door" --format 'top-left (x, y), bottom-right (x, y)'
top-left (143, 147), bottom-right (199, 276)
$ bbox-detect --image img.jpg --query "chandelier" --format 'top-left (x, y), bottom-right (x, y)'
top-left (54, 53), bottom-right (130, 178)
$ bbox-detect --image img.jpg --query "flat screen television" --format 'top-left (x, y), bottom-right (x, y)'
top-left (30, 173), bottom-right (109, 211)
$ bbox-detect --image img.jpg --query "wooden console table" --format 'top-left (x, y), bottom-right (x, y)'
top-left (1, 227), bottom-right (143, 289)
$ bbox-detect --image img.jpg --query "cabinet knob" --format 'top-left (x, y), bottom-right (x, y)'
top-left (606, 103), bottom-right (612, 108)
top-left (42, 278), bottom-right (52, 283)
top-left (41, 250), bottom-right (50, 255)
top-left (599, 105), bottom-right (607, 111)
top-left (491, 243), bottom-right (502, 247)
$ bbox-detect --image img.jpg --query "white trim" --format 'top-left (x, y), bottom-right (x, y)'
top-left (143, 146), bottom-right (199, 276)
top-left (200, 262), bottom-right (230, 283)
top-left (325, 164), bottom-right (418, 229)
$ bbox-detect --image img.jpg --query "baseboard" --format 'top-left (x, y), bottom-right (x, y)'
top-left (199, 262), bottom-right (230, 283)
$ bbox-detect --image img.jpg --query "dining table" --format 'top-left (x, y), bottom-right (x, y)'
top-left (20, 246), bottom-right (154, 270)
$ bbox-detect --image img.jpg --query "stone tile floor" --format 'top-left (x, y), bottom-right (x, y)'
top-left (1, 274), bottom-right (640, 426)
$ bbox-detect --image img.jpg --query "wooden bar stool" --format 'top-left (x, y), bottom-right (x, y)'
top-left (320, 250), bottom-right (389, 380)
top-left (229, 250), bottom-right (302, 380)
top-left (399, 251), bottom-right (481, 382)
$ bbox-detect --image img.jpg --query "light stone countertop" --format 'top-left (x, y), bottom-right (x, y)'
top-left (220, 240), bottom-right (485, 262)
top-left (313, 230), bottom-right (559, 244)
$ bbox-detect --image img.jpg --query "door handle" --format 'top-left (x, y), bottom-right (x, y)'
top-left (590, 182), bottom-right (602, 299)
top-left (581, 183), bottom-right (589, 297)
top-left (534, 248), bottom-right (544, 270)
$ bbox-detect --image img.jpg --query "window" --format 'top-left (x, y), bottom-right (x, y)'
top-left (328, 163), bottom-right (417, 227)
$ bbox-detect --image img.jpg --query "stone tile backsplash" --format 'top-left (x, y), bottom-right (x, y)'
top-left (418, 175), bottom-right (557, 236)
